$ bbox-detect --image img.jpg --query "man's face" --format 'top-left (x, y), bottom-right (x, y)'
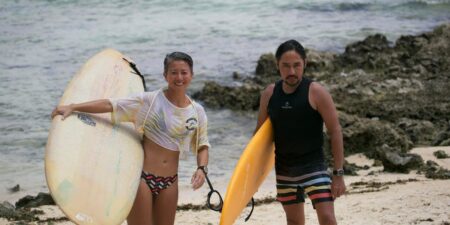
top-left (277, 50), bottom-right (306, 87)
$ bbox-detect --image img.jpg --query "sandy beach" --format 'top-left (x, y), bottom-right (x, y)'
top-left (1, 146), bottom-right (449, 225)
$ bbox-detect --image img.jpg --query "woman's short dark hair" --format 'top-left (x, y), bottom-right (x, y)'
top-left (164, 51), bottom-right (194, 74)
top-left (275, 40), bottom-right (306, 62)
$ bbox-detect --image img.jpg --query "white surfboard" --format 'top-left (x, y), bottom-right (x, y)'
top-left (45, 49), bottom-right (145, 225)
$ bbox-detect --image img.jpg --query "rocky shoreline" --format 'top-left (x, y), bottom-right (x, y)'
top-left (194, 23), bottom-right (450, 175)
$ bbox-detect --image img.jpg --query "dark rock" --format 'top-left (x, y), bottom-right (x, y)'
top-left (0, 201), bottom-right (43, 222)
top-left (323, 112), bottom-right (412, 166)
top-left (339, 34), bottom-right (391, 70)
top-left (232, 71), bottom-right (242, 80)
top-left (422, 160), bottom-right (450, 179)
top-left (194, 53), bottom-right (277, 111)
top-left (327, 24), bottom-right (450, 126)
top-left (1, 201), bottom-right (14, 210)
top-left (304, 49), bottom-right (337, 77)
top-left (377, 147), bottom-right (424, 173)
top-left (255, 53), bottom-right (278, 79)
top-left (425, 160), bottom-right (440, 171)
top-left (252, 53), bottom-right (281, 86)
top-left (439, 139), bottom-right (450, 146)
top-left (0, 201), bottom-right (18, 221)
top-left (8, 184), bottom-right (20, 193)
top-left (433, 126), bottom-right (450, 146)
top-left (395, 35), bottom-right (427, 56)
top-left (433, 150), bottom-right (449, 159)
top-left (338, 112), bottom-right (412, 158)
top-left (373, 160), bottom-right (383, 167)
top-left (342, 161), bottom-right (360, 176)
top-left (396, 118), bottom-right (436, 145)
top-left (343, 165), bottom-right (358, 176)
top-left (192, 81), bottom-right (262, 110)
top-left (15, 192), bottom-right (55, 209)
top-left (347, 34), bottom-right (390, 53)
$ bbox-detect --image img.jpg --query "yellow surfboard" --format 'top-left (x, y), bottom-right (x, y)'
top-left (45, 49), bottom-right (144, 225)
top-left (220, 119), bottom-right (275, 225)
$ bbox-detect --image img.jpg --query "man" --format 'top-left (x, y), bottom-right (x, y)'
top-left (254, 40), bottom-right (345, 225)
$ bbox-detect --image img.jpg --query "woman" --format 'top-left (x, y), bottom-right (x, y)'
top-left (51, 52), bottom-right (210, 225)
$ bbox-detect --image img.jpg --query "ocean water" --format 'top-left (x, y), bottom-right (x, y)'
top-left (0, 0), bottom-right (449, 203)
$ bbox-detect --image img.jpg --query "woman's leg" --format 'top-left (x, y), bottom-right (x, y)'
top-left (127, 179), bottom-right (154, 225)
top-left (153, 179), bottom-right (179, 225)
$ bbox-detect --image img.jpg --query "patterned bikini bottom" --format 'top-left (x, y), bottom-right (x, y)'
top-left (141, 171), bottom-right (178, 195)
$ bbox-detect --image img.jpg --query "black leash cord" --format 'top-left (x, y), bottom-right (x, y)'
top-left (204, 173), bottom-right (224, 212)
top-left (122, 57), bottom-right (147, 91)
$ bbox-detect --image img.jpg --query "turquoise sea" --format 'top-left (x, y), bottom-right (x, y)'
top-left (1, 0), bottom-right (449, 203)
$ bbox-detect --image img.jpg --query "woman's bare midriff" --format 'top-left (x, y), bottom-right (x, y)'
top-left (142, 136), bottom-right (180, 176)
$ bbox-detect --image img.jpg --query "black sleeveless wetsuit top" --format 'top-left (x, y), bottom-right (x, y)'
top-left (268, 78), bottom-right (325, 171)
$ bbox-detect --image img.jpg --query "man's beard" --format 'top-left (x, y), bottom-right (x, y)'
top-left (284, 75), bottom-right (300, 87)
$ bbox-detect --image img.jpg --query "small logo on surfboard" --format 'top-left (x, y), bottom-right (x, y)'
top-left (78, 113), bottom-right (96, 127)
top-left (75, 212), bottom-right (93, 223)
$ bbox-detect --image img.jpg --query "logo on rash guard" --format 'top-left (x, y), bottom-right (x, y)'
top-left (281, 101), bottom-right (292, 109)
top-left (185, 118), bottom-right (198, 131)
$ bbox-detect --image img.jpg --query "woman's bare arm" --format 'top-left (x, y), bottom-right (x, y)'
top-left (51, 99), bottom-right (113, 120)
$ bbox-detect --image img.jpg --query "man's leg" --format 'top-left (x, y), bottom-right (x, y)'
top-left (314, 201), bottom-right (337, 225)
top-left (276, 172), bottom-right (307, 225)
top-left (302, 171), bottom-right (335, 225)
top-left (282, 203), bottom-right (305, 225)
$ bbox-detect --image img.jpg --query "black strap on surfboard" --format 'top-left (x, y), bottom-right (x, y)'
top-left (123, 57), bottom-right (147, 91)
top-left (244, 197), bottom-right (255, 222)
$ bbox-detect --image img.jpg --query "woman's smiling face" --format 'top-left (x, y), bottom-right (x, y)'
top-left (164, 60), bottom-right (193, 90)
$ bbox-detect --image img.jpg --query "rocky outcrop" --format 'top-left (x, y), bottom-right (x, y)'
top-left (376, 148), bottom-right (423, 173)
top-left (15, 193), bottom-right (54, 209)
top-left (0, 193), bottom-right (56, 222)
top-left (433, 125), bottom-right (450, 146)
top-left (326, 23), bottom-right (450, 126)
top-left (192, 82), bottom-right (262, 110)
top-left (339, 112), bottom-right (412, 157)
top-left (421, 160), bottom-right (450, 179)
top-left (433, 150), bottom-right (449, 159)
top-left (0, 201), bottom-right (44, 222)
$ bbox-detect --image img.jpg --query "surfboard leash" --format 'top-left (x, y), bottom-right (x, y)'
top-left (204, 173), bottom-right (224, 212)
top-left (204, 172), bottom-right (255, 222)
top-left (244, 197), bottom-right (255, 222)
top-left (123, 58), bottom-right (148, 91)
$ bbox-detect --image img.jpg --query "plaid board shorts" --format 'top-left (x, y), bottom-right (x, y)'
top-left (276, 170), bottom-right (333, 207)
